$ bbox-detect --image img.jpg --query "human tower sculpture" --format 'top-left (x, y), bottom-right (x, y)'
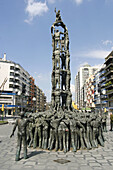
top-left (51, 8), bottom-right (72, 111)
top-left (10, 9), bottom-right (106, 161)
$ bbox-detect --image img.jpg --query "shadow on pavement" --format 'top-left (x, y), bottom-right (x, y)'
top-left (28, 150), bottom-right (46, 158)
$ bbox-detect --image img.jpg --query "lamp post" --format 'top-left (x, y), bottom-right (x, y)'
top-left (44, 103), bottom-right (47, 111)
top-left (32, 97), bottom-right (36, 112)
top-left (18, 91), bottom-right (23, 112)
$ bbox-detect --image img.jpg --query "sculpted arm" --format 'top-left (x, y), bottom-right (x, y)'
top-left (10, 119), bottom-right (18, 138)
top-left (77, 121), bottom-right (85, 131)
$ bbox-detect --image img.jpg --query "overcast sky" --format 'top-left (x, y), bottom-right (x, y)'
top-left (0, 0), bottom-right (113, 101)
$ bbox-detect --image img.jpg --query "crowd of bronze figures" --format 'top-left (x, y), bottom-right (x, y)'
top-left (26, 108), bottom-right (107, 153)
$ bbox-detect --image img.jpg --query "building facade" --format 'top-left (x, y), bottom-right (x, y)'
top-left (93, 64), bottom-right (108, 114)
top-left (36, 86), bottom-right (46, 112)
top-left (0, 54), bottom-right (30, 115)
top-left (85, 75), bottom-right (95, 108)
top-left (104, 51), bottom-right (113, 112)
top-left (75, 64), bottom-right (98, 109)
top-left (28, 77), bottom-right (37, 112)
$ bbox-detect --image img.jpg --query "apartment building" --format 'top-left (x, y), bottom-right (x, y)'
top-left (0, 54), bottom-right (30, 115)
top-left (36, 86), bottom-right (46, 112)
top-left (75, 64), bottom-right (98, 109)
top-left (104, 51), bottom-right (113, 112)
top-left (85, 75), bottom-right (95, 108)
top-left (27, 77), bottom-right (37, 112)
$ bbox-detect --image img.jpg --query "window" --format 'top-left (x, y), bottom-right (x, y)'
top-left (9, 78), bottom-right (14, 82)
top-left (10, 66), bottom-right (14, 70)
top-left (9, 84), bottom-right (13, 88)
top-left (10, 72), bottom-right (14, 76)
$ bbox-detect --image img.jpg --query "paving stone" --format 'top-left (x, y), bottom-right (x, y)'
top-left (93, 167), bottom-right (103, 170)
top-left (1, 124), bottom-right (113, 170)
top-left (67, 166), bottom-right (80, 170)
top-left (22, 165), bottom-right (34, 169)
top-left (24, 161), bottom-right (36, 166)
top-left (87, 160), bottom-right (96, 163)
top-left (102, 166), bottom-right (113, 170)
top-left (94, 157), bottom-right (103, 160)
top-left (85, 157), bottom-right (96, 161)
top-left (0, 164), bottom-right (12, 169)
top-left (97, 159), bottom-right (108, 163)
top-left (37, 159), bottom-right (48, 164)
top-left (108, 159), bottom-right (113, 162)
top-left (101, 163), bottom-right (111, 166)
top-left (44, 165), bottom-right (58, 170)
top-left (77, 160), bottom-right (87, 164)
top-left (58, 166), bottom-right (68, 170)
top-left (104, 157), bottom-right (113, 160)
top-left (74, 155), bottom-right (84, 158)
top-left (80, 166), bottom-right (93, 170)
top-left (89, 163), bottom-right (101, 167)
top-left (9, 164), bottom-right (23, 169)
top-left (79, 163), bottom-right (88, 166)
top-left (57, 154), bottom-right (67, 158)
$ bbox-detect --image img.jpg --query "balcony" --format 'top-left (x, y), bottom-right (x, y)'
top-left (99, 77), bottom-right (106, 83)
top-left (101, 94), bottom-right (107, 99)
top-left (101, 83), bottom-right (106, 88)
top-left (99, 71), bottom-right (105, 77)
top-left (104, 70), bottom-right (113, 77)
top-left (106, 89), bottom-right (113, 95)
top-left (14, 73), bottom-right (20, 77)
top-left (105, 76), bottom-right (113, 83)
top-left (105, 84), bottom-right (113, 89)
top-left (105, 63), bottom-right (113, 70)
top-left (101, 101), bottom-right (108, 104)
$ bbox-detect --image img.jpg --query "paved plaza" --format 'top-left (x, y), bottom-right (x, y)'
top-left (1, 123), bottom-right (113, 170)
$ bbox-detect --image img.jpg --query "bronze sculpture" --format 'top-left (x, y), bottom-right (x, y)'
top-left (10, 9), bottom-right (105, 161)
top-left (10, 112), bottom-right (33, 161)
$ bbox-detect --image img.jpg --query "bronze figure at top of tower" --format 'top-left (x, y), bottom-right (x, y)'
top-left (55, 8), bottom-right (62, 22)
top-left (51, 8), bottom-right (67, 33)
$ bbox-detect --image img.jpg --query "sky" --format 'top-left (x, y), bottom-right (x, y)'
top-left (0, 0), bottom-right (113, 101)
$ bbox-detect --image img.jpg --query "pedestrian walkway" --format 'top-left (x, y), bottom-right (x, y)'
top-left (0, 124), bottom-right (113, 170)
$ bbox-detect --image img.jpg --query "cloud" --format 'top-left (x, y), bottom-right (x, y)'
top-left (33, 72), bottom-right (51, 101)
top-left (47, 0), bottom-right (56, 4)
top-left (75, 49), bottom-right (110, 59)
top-left (74, 0), bottom-right (83, 5)
top-left (79, 62), bottom-right (89, 67)
top-left (25, 0), bottom-right (49, 24)
top-left (71, 84), bottom-right (75, 93)
top-left (71, 84), bottom-right (75, 101)
top-left (102, 40), bottom-right (113, 46)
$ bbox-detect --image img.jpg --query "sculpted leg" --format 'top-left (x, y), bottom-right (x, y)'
top-left (15, 134), bottom-right (22, 161)
top-left (66, 130), bottom-right (69, 151)
top-left (48, 129), bottom-right (52, 149)
top-left (59, 131), bottom-right (63, 151)
top-left (71, 131), bottom-right (76, 152)
top-left (38, 127), bottom-right (42, 148)
top-left (50, 130), bottom-right (55, 150)
top-left (28, 131), bottom-right (33, 148)
top-left (55, 132), bottom-right (59, 151)
top-left (79, 128), bottom-right (85, 149)
top-left (23, 135), bottom-right (27, 159)
top-left (92, 128), bottom-right (98, 148)
top-left (63, 130), bottom-right (66, 153)
top-left (33, 127), bottom-right (38, 149)
top-left (98, 128), bottom-right (104, 147)
top-left (44, 130), bottom-right (48, 149)
top-left (84, 127), bottom-right (92, 149)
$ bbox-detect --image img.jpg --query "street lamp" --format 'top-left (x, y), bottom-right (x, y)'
top-left (32, 97), bottom-right (36, 112)
top-left (18, 91), bottom-right (23, 112)
top-left (44, 103), bottom-right (47, 111)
